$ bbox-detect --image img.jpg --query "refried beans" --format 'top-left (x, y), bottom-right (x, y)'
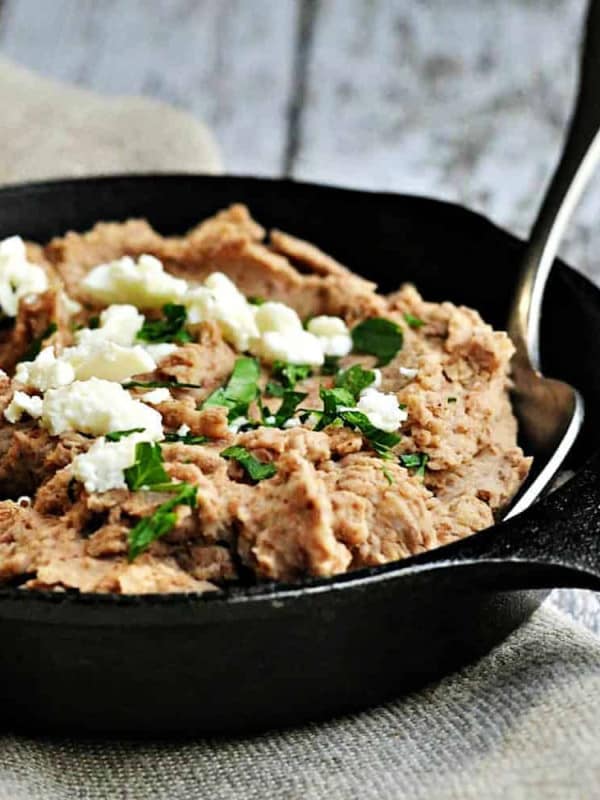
top-left (0, 204), bottom-right (531, 594)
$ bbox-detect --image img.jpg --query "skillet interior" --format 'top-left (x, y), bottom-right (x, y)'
top-left (0, 174), bottom-right (599, 734)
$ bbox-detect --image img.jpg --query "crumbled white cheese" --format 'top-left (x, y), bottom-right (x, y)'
top-left (143, 342), bottom-right (178, 362)
top-left (265, 415), bottom-right (276, 425)
top-left (76, 304), bottom-right (144, 347)
top-left (41, 378), bottom-right (164, 438)
top-left (356, 387), bottom-right (407, 433)
top-left (16, 336), bottom-right (155, 390)
top-left (4, 390), bottom-right (43, 423)
top-left (254, 329), bottom-right (324, 366)
top-left (63, 340), bottom-right (155, 383)
top-left (307, 315), bottom-right (353, 357)
top-left (72, 431), bottom-right (150, 494)
top-left (253, 301), bottom-right (303, 335)
top-left (283, 417), bottom-right (301, 429)
top-left (82, 254), bottom-right (187, 308)
top-left (15, 347), bottom-right (76, 392)
top-left (250, 300), bottom-right (324, 365)
top-left (185, 272), bottom-right (259, 351)
top-left (228, 416), bottom-right (248, 433)
top-left (141, 387), bottom-right (172, 405)
top-left (372, 369), bottom-right (382, 387)
top-left (0, 236), bottom-right (49, 317)
top-left (60, 291), bottom-right (83, 316)
top-left (399, 366), bottom-right (418, 379)
top-left (177, 423), bottom-right (191, 436)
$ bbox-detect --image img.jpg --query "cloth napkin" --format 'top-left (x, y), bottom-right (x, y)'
top-left (2, 607), bottom-right (600, 800)
top-left (0, 57), bottom-right (599, 800)
top-left (0, 57), bottom-right (221, 183)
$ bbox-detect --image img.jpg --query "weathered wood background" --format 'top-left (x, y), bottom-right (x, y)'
top-left (0, 0), bottom-right (598, 631)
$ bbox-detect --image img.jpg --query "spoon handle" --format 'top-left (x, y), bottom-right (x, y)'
top-left (508, 0), bottom-right (600, 370)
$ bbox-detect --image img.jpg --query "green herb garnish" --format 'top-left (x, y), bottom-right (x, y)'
top-left (275, 361), bottom-right (312, 386)
top-left (339, 410), bottom-right (401, 457)
top-left (335, 364), bottom-right (376, 400)
top-left (403, 312), bottom-right (425, 329)
top-left (351, 318), bottom-right (403, 366)
top-left (447, 397), bottom-right (457, 404)
top-left (321, 355), bottom-right (341, 375)
top-left (248, 296), bottom-right (265, 306)
top-left (137, 303), bottom-right (192, 344)
top-left (202, 357), bottom-right (260, 421)
top-left (274, 390), bottom-right (307, 428)
top-left (164, 432), bottom-right (208, 445)
top-left (314, 387), bottom-right (355, 431)
top-left (399, 452), bottom-right (429, 478)
top-left (311, 387), bottom-right (400, 456)
top-left (382, 465), bottom-right (394, 485)
top-left (266, 361), bottom-right (311, 398)
top-left (124, 442), bottom-right (171, 491)
top-left (88, 316), bottom-right (100, 329)
top-left (128, 482), bottom-right (197, 561)
top-left (221, 445), bottom-right (277, 481)
top-left (265, 382), bottom-right (285, 398)
top-left (23, 321), bottom-right (58, 361)
top-left (105, 428), bottom-right (145, 442)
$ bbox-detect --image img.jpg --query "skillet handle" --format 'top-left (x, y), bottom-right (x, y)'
top-left (418, 455), bottom-right (600, 592)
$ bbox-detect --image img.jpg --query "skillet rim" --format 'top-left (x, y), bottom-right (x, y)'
top-left (0, 172), bottom-right (594, 610)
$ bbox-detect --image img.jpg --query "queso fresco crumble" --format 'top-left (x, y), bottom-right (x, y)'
top-left (0, 205), bottom-right (530, 594)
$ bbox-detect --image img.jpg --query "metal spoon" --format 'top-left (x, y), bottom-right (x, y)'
top-left (503, 0), bottom-right (600, 518)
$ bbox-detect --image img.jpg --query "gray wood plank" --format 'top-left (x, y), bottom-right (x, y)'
top-left (294, 0), bottom-right (600, 276)
top-left (0, 0), bottom-right (299, 175)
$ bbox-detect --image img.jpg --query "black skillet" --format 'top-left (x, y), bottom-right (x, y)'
top-left (1, 174), bottom-right (600, 735)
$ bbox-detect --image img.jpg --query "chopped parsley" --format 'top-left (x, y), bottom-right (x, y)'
top-left (399, 452), bottom-right (429, 478)
top-left (88, 316), bottom-right (100, 329)
top-left (23, 321), bottom-right (58, 361)
top-left (339, 409), bottom-right (401, 458)
top-left (164, 432), bottom-right (208, 445)
top-left (335, 364), bottom-right (375, 400)
top-left (311, 387), bottom-right (400, 457)
top-left (447, 397), bottom-right (457, 404)
top-left (314, 387), bottom-right (355, 430)
top-left (351, 318), bottom-right (403, 366)
top-left (123, 379), bottom-right (203, 390)
top-left (248, 296), bottom-right (265, 306)
top-left (403, 312), bottom-right (425, 329)
top-left (124, 442), bottom-right (171, 491)
top-left (202, 357), bottom-right (260, 421)
top-left (105, 428), bottom-right (145, 442)
top-left (273, 390), bottom-right (307, 428)
top-left (321, 355), bottom-right (341, 375)
top-left (382, 465), bottom-right (395, 485)
top-left (137, 303), bottom-right (191, 344)
top-left (128, 482), bottom-right (197, 561)
top-left (266, 361), bottom-right (312, 397)
top-left (221, 445), bottom-right (277, 481)
top-left (265, 381), bottom-right (285, 398)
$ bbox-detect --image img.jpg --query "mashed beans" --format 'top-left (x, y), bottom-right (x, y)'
top-left (0, 205), bottom-right (530, 594)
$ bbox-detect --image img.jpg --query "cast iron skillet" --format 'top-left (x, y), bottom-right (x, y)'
top-left (1, 174), bottom-right (600, 736)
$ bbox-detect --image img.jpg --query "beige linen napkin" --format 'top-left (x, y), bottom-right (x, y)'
top-left (0, 57), bottom-right (221, 182)
top-left (0, 57), bottom-right (599, 800)
top-left (2, 608), bottom-right (600, 800)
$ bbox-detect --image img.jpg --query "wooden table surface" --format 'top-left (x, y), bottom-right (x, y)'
top-left (0, 0), bottom-right (598, 631)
